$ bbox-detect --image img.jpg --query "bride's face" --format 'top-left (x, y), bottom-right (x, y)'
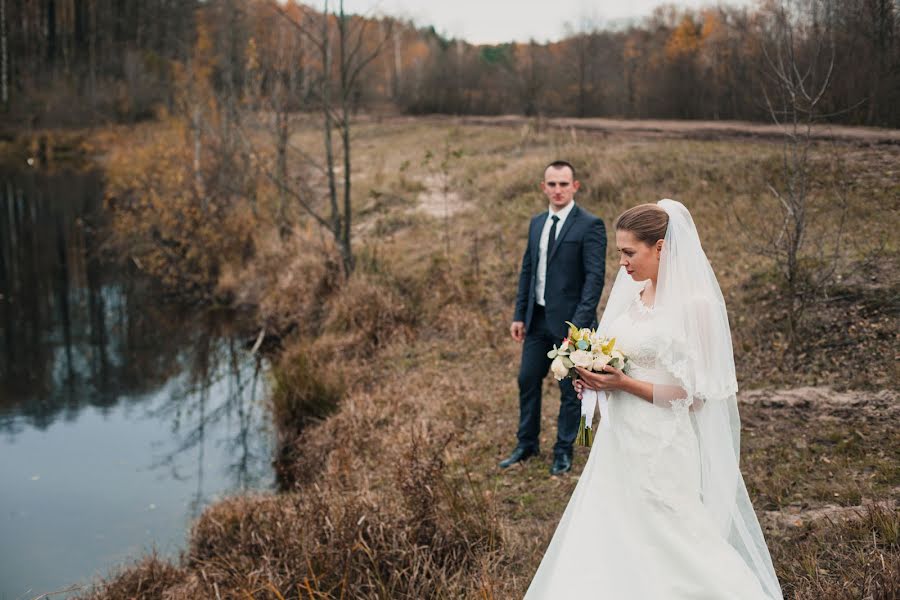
top-left (616, 229), bottom-right (662, 281)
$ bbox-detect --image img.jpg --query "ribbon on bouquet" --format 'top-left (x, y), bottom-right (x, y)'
top-left (580, 388), bottom-right (611, 431)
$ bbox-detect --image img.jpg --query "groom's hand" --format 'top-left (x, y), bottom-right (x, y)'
top-left (510, 321), bottom-right (525, 342)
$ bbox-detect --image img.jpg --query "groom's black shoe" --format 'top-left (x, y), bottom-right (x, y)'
top-left (499, 446), bottom-right (539, 469)
top-left (549, 453), bottom-right (572, 476)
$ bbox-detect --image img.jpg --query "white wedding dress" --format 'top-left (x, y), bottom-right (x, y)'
top-left (524, 200), bottom-right (782, 599)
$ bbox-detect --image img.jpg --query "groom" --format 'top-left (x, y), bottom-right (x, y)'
top-left (502, 161), bottom-right (606, 475)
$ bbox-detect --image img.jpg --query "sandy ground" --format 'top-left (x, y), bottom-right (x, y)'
top-left (417, 172), bottom-right (465, 218)
top-left (740, 386), bottom-right (899, 528)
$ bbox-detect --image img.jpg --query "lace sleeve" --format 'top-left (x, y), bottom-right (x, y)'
top-left (651, 296), bottom-right (732, 413)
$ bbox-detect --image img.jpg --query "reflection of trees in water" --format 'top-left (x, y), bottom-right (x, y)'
top-left (148, 336), bottom-right (272, 515)
top-left (0, 167), bottom-right (273, 495)
top-left (0, 168), bottom-right (189, 427)
top-left (4, 169), bottom-right (112, 416)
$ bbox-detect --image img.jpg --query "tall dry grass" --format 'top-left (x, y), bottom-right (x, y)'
top-left (774, 504), bottom-right (900, 599)
top-left (79, 430), bottom-right (502, 600)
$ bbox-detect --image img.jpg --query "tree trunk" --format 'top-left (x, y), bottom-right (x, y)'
top-left (341, 100), bottom-right (352, 275)
top-left (337, 0), bottom-right (353, 276)
top-left (276, 102), bottom-right (288, 235)
top-left (74, 0), bottom-right (86, 54)
top-left (393, 27), bottom-right (403, 99)
top-left (46, 0), bottom-right (57, 65)
top-left (576, 40), bottom-right (588, 118)
top-left (322, 2), bottom-right (341, 262)
top-left (186, 56), bottom-right (204, 202)
top-left (1, 0), bottom-right (7, 109)
top-left (88, 0), bottom-right (96, 104)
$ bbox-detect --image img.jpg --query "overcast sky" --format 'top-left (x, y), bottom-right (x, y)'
top-left (337, 0), bottom-right (752, 45)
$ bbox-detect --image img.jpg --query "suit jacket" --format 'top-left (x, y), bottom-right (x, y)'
top-left (513, 204), bottom-right (606, 341)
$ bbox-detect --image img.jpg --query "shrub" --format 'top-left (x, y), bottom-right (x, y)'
top-left (270, 343), bottom-right (345, 435)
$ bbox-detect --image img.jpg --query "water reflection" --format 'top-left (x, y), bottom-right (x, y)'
top-left (0, 166), bottom-right (175, 425)
top-left (0, 167), bottom-right (274, 599)
top-left (147, 336), bottom-right (273, 506)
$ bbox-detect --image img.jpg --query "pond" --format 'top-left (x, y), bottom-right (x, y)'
top-left (0, 166), bottom-right (275, 599)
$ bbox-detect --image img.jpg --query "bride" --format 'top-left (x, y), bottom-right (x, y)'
top-left (524, 200), bottom-right (783, 599)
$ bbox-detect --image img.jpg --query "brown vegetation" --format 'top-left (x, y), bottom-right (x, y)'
top-left (71, 116), bottom-right (899, 599)
top-left (100, 121), bottom-right (256, 300)
top-left (4, 1), bottom-right (899, 129)
top-left (770, 504), bottom-right (899, 599)
top-left (75, 554), bottom-right (185, 600)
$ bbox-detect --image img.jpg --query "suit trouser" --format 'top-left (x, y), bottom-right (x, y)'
top-left (516, 304), bottom-right (580, 458)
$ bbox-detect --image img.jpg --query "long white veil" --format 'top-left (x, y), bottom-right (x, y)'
top-left (601, 199), bottom-right (783, 599)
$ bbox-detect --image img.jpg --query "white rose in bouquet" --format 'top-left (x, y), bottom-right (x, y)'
top-left (592, 353), bottom-right (611, 372)
top-left (550, 356), bottom-right (569, 380)
top-left (570, 349), bottom-right (594, 369)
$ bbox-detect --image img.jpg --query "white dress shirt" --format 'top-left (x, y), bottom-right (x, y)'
top-left (535, 200), bottom-right (575, 306)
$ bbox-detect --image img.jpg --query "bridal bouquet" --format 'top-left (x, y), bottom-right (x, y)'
top-left (547, 322), bottom-right (629, 446)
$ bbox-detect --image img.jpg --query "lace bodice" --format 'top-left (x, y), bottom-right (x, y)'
top-left (605, 287), bottom-right (678, 385)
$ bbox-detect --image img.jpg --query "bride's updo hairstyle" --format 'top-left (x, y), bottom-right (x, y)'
top-left (614, 204), bottom-right (669, 245)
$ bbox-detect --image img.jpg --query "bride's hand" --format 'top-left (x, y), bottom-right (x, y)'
top-left (575, 365), bottom-right (628, 393)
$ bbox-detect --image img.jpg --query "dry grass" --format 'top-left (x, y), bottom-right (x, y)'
top-left (80, 429), bottom-right (502, 600)
top-left (772, 504), bottom-right (900, 599)
top-left (218, 224), bottom-right (344, 333)
top-left (75, 553), bottom-right (186, 600)
top-left (740, 388), bottom-right (899, 512)
top-left (78, 117), bottom-right (899, 599)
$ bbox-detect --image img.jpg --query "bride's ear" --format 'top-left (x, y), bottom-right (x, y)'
top-left (656, 239), bottom-right (664, 259)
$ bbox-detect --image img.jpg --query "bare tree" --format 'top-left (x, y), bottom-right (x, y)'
top-left (241, 12), bottom-right (304, 235)
top-left (1, 0), bottom-right (7, 110)
top-left (272, 30), bottom-right (293, 234)
top-left (269, 0), bottom-right (392, 276)
top-left (740, 0), bottom-right (848, 349)
top-left (177, 20), bottom-right (215, 203)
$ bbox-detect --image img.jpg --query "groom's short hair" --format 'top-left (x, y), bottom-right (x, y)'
top-left (545, 160), bottom-right (576, 180)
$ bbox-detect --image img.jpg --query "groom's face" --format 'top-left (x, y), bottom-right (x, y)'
top-left (541, 166), bottom-right (579, 211)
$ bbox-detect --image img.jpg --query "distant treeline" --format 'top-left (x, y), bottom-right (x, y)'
top-left (3, 0), bottom-right (898, 128)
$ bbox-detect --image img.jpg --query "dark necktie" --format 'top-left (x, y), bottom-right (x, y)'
top-left (547, 215), bottom-right (560, 257)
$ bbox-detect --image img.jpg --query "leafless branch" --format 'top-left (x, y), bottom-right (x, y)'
top-left (28, 584), bottom-right (83, 600)
top-left (271, 4), bottom-right (327, 55)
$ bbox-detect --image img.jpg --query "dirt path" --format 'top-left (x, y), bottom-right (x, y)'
top-left (764, 498), bottom-right (897, 529)
top-left (416, 173), bottom-right (464, 218)
top-left (739, 385), bottom-right (897, 412)
top-left (386, 114), bottom-right (900, 145)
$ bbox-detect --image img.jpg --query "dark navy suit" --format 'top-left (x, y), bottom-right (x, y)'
top-left (513, 203), bottom-right (606, 458)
